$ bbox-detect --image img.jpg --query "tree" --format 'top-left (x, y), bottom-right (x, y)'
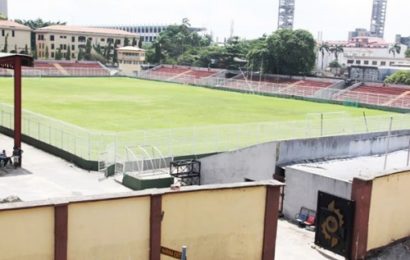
top-left (247, 29), bottom-right (316, 75)
top-left (318, 42), bottom-right (330, 70)
top-left (132, 37), bottom-right (138, 47)
top-left (113, 40), bottom-right (119, 64)
top-left (137, 37), bottom-right (142, 48)
top-left (385, 71), bottom-right (410, 85)
top-left (84, 38), bottom-right (92, 60)
top-left (45, 46), bottom-right (49, 59)
top-left (66, 45), bottom-right (71, 60)
top-left (78, 48), bottom-right (85, 61)
top-left (124, 38), bottom-right (130, 47)
top-left (330, 45), bottom-right (344, 62)
top-left (406, 49), bottom-right (410, 58)
top-left (2, 33), bottom-right (8, 52)
top-left (389, 43), bottom-right (401, 57)
top-left (24, 44), bottom-right (29, 55)
top-left (55, 48), bottom-right (63, 60)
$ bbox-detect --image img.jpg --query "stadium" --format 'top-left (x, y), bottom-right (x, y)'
top-left (0, 62), bottom-right (407, 170)
top-left (1, 0), bottom-right (410, 259)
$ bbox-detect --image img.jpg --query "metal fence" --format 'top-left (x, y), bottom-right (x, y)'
top-left (138, 71), bottom-right (410, 110)
top-left (0, 68), bottom-right (111, 77)
top-left (1, 103), bottom-right (410, 164)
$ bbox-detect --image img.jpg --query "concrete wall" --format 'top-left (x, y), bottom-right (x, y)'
top-left (0, 181), bottom-right (283, 260)
top-left (283, 167), bottom-right (352, 219)
top-left (67, 197), bottom-right (151, 260)
top-left (200, 130), bottom-right (410, 185)
top-left (367, 170), bottom-right (410, 251)
top-left (161, 187), bottom-right (266, 260)
top-left (0, 207), bottom-right (54, 259)
top-left (200, 142), bottom-right (278, 184)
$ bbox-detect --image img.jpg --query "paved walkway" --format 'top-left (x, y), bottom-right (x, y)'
top-left (0, 134), bottom-right (129, 202)
top-left (276, 219), bottom-right (344, 260)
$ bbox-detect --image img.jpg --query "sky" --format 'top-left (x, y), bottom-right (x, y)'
top-left (8, 0), bottom-right (410, 42)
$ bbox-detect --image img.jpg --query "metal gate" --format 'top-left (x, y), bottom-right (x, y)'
top-left (314, 191), bottom-right (355, 258)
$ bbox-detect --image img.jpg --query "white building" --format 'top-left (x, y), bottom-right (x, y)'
top-left (317, 37), bottom-right (410, 71)
top-left (0, 20), bottom-right (31, 53)
top-left (117, 46), bottom-right (145, 76)
top-left (35, 25), bottom-right (139, 60)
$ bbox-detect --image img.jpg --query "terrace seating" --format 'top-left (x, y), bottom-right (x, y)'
top-left (28, 61), bottom-right (110, 77)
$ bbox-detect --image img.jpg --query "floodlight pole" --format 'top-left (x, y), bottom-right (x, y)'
top-left (13, 57), bottom-right (22, 167)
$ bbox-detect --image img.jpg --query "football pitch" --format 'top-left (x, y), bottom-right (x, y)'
top-left (0, 77), bottom-right (393, 132)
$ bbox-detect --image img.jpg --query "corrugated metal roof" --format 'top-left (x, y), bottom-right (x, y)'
top-left (35, 25), bottom-right (138, 37)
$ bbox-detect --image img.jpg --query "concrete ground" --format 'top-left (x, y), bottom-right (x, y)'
top-left (276, 219), bottom-right (344, 260)
top-left (0, 134), bottom-right (130, 202)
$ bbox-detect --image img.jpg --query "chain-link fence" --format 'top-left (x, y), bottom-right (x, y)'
top-left (137, 71), bottom-right (410, 110)
top-left (1, 103), bottom-right (410, 165)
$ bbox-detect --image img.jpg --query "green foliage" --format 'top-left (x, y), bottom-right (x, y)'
top-left (146, 18), bottom-right (213, 64)
top-left (55, 48), bottom-right (63, 60)
top-left (124, 38), bottom-right (130, 47)
top-left (137, 37), bottom-right (142, 48)
top-left (113, 40), bottom-right (119, 64)
top-left (389, 43), bottom-right (401, 57)
top-left (329, 45), bottom-right (344, 61)
top-left (66, 46), bottom-right (71, 60)
top-left (45, 46), bottom-right (49, 59)
top-left (23, 44), bottom-right (29, 55)
top-left (2, 33), bottom-right (8, 52)
top-left (405, 49), bottom-right (410, 58)
top-left (77, 48), bottom-right (84, 61)
top-left (329, 60), bottom-right (341, 68)
top-left (384, 71), bottom-right (410, 85)
top-left (318, 42), bottom-right (330, 70)
top-left (248, 29), bottom-right (316, 75)
top-left (84, 38), bottom-right (92, 60)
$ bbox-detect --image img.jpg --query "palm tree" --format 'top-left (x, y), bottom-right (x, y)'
top-left (389, 43), bottom-right (401, 57)
top-left (318, 42), bottom-right (330, 71)
top-left (330, 45), bottom-right (344, 62)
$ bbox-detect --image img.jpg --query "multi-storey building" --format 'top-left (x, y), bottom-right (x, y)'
top-left (96, 25), bottom-right (205, 43)
top-left (34, 25), bottom-right (139, 60)
top-left (395, 34), bottom-right (410, 48)
top-left (277, 0), bottom-right (295, 30)
top-left (370, 0), bottom-right (388, 38)
top-left (117, 46), bottom-right (145, 76)
top-left (0, 0), bottom-right (7, 18)
top-left (0, 20), bottom-right (31, 53)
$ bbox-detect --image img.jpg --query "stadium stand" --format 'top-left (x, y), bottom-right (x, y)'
top-left (18, 61), bottom-right (111, 77)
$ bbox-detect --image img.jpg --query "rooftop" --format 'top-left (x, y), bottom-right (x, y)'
top-left (286, 149), bottom-right (410, 182)
top-left (0, 20), bottom-right (31, 31)
top-left (0, 134), bottom-right (129, 202)
top-left (117, 46), bottom-right (145, 52)
top-left (36, 25), bottom-right (138, 37)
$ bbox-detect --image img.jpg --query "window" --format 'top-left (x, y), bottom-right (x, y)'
top-left (1, 29), bottom-right (4, 36)
top-left (72, 36), bottom-right (75, 42)
top-left (60, 35), bottom-right (67, 39)
top-left (364, 60), bottom-right (369, 65)
top-left (101, 38), bottom-right (105, 42)
top-left (38, 34), bottom-right (44, 40)
top-left (72, 53), bottom-right (75, 59)
top-left (51, 52), bottom-right (54, 58)
top-left (12, 30), bottom-right (15, 37)
top-left (390, 62), bottom-right (394, 66)
top-left (71, 45), bottom-right (75, 51)
top-left (380, 61), bottom-right (386, 66)
top-left (51, 44), bottom-right (55, 50)
top-left (347, 60), bottom-right (353, 64)
top-left (355, 60), bottom-right (361, 65)
top-left (372, 61), bottom-right (378, 65)
top-left (50, 35), bottom-right (55, 41)
top-left (78, 36), bottom-right (86, 42)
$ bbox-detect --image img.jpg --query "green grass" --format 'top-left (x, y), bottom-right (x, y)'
top-left (0, 77), bottom-right (393, 131)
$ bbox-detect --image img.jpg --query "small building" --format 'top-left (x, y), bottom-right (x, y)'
top-left (34, 25), bottom-right (139, 60)
top-left (0, 20), bottom-right (31, 54)
top-left (117, 46), bottom-right (145, 76)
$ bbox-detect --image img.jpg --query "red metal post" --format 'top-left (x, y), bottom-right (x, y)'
top-left (13, 57), bottom-right (22, 166)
